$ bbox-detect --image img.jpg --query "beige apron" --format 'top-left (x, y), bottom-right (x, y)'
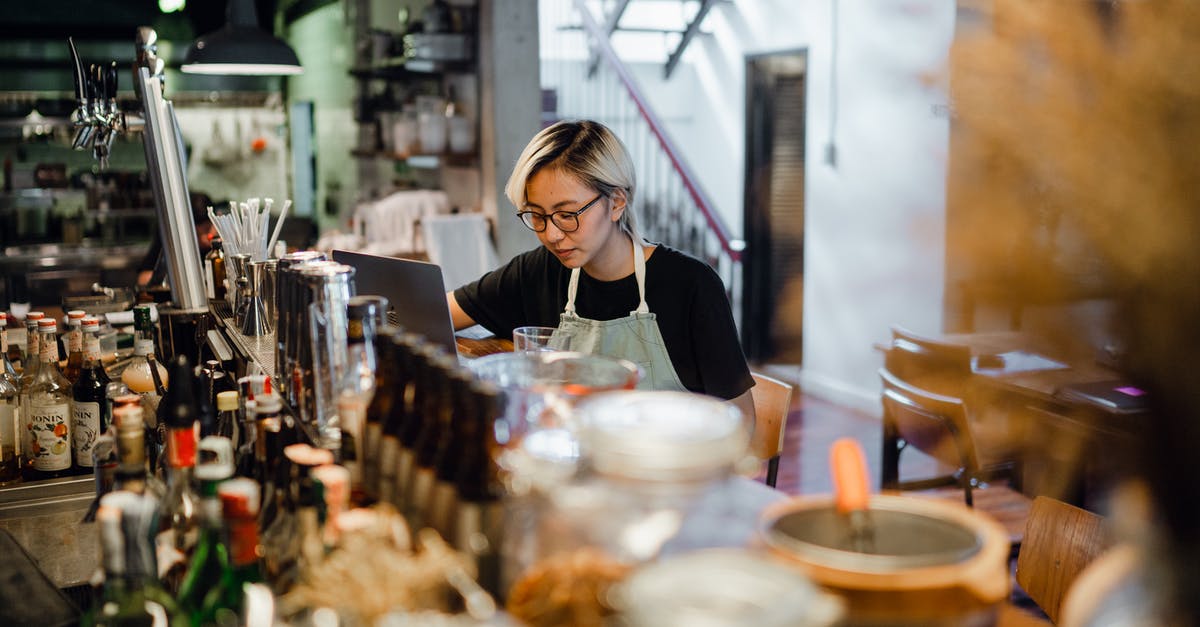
top-left (550, 239), bottom-right (687, 392)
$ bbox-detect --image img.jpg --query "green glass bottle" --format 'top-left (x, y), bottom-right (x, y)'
top-left (85, 490), bottom-right (181, 626)
top-left (176, 436), bottom-right (235, 619)
top-left (196, 478), bottom-right (263, 626)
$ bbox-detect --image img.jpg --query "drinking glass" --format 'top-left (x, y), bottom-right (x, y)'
top-left (513, 326), bottom-right (569, 352)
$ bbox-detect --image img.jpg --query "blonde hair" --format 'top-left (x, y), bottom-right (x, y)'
top-left (505, 120), bottom-right (640, 240)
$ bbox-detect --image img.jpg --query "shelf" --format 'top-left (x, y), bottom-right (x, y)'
top-left (349, 150), bottom-right (478, 169)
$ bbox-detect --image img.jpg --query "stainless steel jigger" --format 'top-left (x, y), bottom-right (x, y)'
top-left (239, 260), bottom-right (273, 336)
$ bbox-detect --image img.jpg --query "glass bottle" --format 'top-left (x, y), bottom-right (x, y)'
top-left (63, 309), bottom-right (87, 384)
top-left (253, 393), bottom-right (284, 530)
top-left (18, 311), bottom-right (45, 462)
top-left (215, 391), bottom-right (239, 443)
top-left (111, 402), bottom-right (164, 498)
top-left (429, 367), bottom-right (474, 539)
top-left (177, 436), bottom-right (236, 616)
top-left (23, 318), bottom-right (73, 480)
top-left (455, 380), bottom-right (506, 599)
top-left (91, 490), bottom-right (180, 626)
top-left (263, 444), bottom-right (331, 594)
top-left (0, 330), bottom-right (19, 484)
top-left (361, 325), bottom-right (396, 503)
top-left (407, 351), bottom-right (455, 529)
top-left (379, 333), bottom-right (423, 508)
top-left (0, 312), bottom-right (18, 377)
top-left (156, 355), bottom-right (201, 590)
top-left (196, 478), bottom-right (263, 625)
top-left (73, 316), bottom-right (112, 473)
top-left (337, 297), bottom-right (378, 499)
top-left (204, 237), bottom-right (227, 301)
top-left (120, 305), bottom-right (168, 400)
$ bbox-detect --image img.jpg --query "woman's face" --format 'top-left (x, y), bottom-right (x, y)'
top-left (524, 167), bottom-right (625, 270)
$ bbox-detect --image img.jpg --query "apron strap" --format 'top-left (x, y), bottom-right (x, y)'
top-left (563, 236), bottom-right (649, 315)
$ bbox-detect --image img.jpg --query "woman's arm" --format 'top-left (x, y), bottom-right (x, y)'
top-left (447, 292), bottom-right (477, 330)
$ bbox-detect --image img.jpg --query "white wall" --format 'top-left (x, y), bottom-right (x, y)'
top-left (689, 0), bottom-right (957, 413)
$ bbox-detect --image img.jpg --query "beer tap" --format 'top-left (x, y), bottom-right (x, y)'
top-left (68, 37), bottom-right (94, 151)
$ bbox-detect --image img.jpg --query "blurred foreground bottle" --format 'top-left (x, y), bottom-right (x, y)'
top-left (24, 318), bottom-right (73, 480)
top-left (0, 332), bottom-right (19, 484)
top-left (195, 478), bottom-right (263, 626)
top-left (86, 491), bottom-right (180, 627)
top-left (337, 297), bottom-right (378, 499)
top-left (73, 316), bottom-right (112, 474)
top-left (156, 356), bottom-right (201, 589)
top-left (177, 436), bottom-right (236, 618)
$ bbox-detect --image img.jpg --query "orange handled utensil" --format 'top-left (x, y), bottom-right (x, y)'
top-left (830, 437), bottom-right (874, 552)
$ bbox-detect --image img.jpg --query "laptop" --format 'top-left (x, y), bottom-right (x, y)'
top-left (332, 249), bottom-right (460, 354)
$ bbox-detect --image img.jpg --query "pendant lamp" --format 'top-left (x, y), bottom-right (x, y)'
top-left (181, 0), bottom-right (303, 75)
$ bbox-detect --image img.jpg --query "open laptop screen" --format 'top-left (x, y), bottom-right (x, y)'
top-left (331, 249), bottom-right (459, 354)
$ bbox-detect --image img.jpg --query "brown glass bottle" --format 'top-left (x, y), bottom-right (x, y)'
top-left (205, 237), bottom-right (227, 301)
top-left (63, 310), bottom-right (87, 384)
top-left (407, 351), bottom-right (456, 530)
top-left (455, 380), bottom-right (506, 598)
top-left (428, 367), bottom-right (474, 539)
top-left (360, 324), bottom-right (396, 503)
top-left (378, 332), bottom-right (423, 508)
top-left (72, 316), bottom-right (112, 473)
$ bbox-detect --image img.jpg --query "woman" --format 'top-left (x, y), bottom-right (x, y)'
top-left (447, 120), bottom-right (756, 420)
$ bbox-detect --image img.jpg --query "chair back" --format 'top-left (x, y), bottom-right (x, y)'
top-left (886, 325), bottom-right (972, 396)
top-left (879, 367), bottom-right (981, 473)
top-left (1016, 496), bottom-right (1107, 624)
top-left (749, 372), bottom-right (794, 461)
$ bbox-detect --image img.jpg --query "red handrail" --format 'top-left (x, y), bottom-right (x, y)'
top-left (573, 0), bottom-right (742, 263)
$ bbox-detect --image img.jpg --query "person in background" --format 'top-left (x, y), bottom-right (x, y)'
top-left (446, 120), bottom-right (756, 423)
top-left (137, 192), bottom-right (217, 289)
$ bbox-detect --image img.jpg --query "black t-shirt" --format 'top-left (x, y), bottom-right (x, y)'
top-left (453, 244), bottom-right (753, 400)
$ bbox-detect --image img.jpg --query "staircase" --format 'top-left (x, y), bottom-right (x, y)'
top-left (539, 0), bottom-right (744, 325)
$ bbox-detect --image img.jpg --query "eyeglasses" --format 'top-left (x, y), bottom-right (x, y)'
top-left (517, 194), bottom-right (605, 233)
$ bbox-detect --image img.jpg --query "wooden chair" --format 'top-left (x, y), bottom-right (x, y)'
top-left (879, 367), bottom-right (1032, 547)
top-left (1016, 496), bottom-right (1107, 624)
top-left (749, 372), bottom-right (794, 488)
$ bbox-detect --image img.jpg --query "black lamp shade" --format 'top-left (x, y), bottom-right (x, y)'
top-left (181, 0), bottom-right (303, 75)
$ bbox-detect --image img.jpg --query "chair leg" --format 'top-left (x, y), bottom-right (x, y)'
top-left (766, 456), bottom-right (780, 488)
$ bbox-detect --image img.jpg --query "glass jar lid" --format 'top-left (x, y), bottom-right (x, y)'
top-left (577, 391), bottom-right (749, 483)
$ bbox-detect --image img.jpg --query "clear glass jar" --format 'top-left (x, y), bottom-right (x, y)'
top-left (503, 391), bottom-right (751, 627)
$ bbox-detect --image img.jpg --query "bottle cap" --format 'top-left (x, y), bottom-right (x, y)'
top-left (37, 319), bottom-right (57, 331)
top-left (254, 392), bottom-right (282, 413)
top-left (284, 443), bottom-right (335, 467)
top-left (196, 436), bottom-right (236, 482)
top-left (26, 311), bottom-right (44, 321)
top-left (216, 390), bottom-right (239, 411)
top-left (0, 312), bottom-right (7, 326)
top-left (68, 310), bottom-right (86, 320)
top-left (82, 316), bottom-right (100, 329)
top-left (218, 478), bottom-right (261, 517)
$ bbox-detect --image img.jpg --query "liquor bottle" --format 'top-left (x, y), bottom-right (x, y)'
top-left (63, 309), bottom-right (87, 384)
top-left (91, 490), bottom-right (180, 626)
top-left (204, 237), bottom-right (227, 301)
top-left (428, 367), bottom-right (474, 539)
top-left (72, 316), bottom-right (112, 473)
top-left (0, 312), bottom-right (18, 377)
top-left (81, 434), bottom-right (117, 523)
top-left (253, 393), bottom-right (284, 530)
top-left (337, 297), bottom-right (378, 498)
top-left (407, 349), bottom-right (457, 529)
top-left (83, 504), bottom-right (127, 627)
top-left (263, 444), bottom-right (331, 593)
top-left (196, 478), bottom-right (263, 625)
top-left (156, 355), bottom-right (201, 589)
top-left (379, 333), bottom-right (424, 508)
top-left (23, 318), bottom-right (73, 480)
top-left (0, 324), bottom-right (19, 484)
top-left (176, 436), bottom-right (235, 616)
top-left (18, 311), bottom-right (45, 458)
top-left (361, 324), bottom-right (397, 503)
top-left (120, 305), bottom-right (168, 400)
top-left (215, 391), bottom-right (239, 443)
top-left (111, 402), bottom-right (164, 498)
top-left (311, 463), bottom-right (350, 545)
top-left (455, 380), bottom-right (506, 598)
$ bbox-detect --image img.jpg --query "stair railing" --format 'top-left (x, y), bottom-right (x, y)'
top-left (540, 0), bottom-right (744, 322)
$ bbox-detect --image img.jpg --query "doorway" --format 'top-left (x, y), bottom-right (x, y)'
top-left (742, 50), bottom-right (807, 363)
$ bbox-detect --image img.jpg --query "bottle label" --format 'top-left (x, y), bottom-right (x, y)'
top-left (26, 329), bottom-right (38, 360)
top-left (410, 466), bottom-right (436, 525)
top-left (84, 335), bottom-right (101, 361)
top-left (134, 338), bottom-right (154, 357)
top-left (29, 402), bottom-right (71, 471)
top-left (0, 402), bottom-right (17, 462)
top-left (429, 480), bottom-right (458, 538)
top-left (363, 422), bottom-right (383, 497)
top-left (454, 500), bottom-right (502, 557)
top-left (377, 436), bottom-right (400, 505)
top-left (40, 334), bottom-right (57, 362)
top-left (67, 329), bottom-right (82, 354)
top-left (71, 401), bottom-right (101, 467)
top-left (396, 446), bottom-right (415, 508)
top-left (167, 427), bottom-right (197, 468)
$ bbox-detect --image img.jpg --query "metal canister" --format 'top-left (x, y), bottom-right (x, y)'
top-left (274, 251), bottom-right (325, 398)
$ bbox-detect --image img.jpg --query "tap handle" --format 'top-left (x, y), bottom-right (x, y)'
top-left (92, 63), bottom-right (105, 102)
top-left (68, 37), bottom-right (87, 103)
top-left (105, 62), bottom-right (118, 103)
